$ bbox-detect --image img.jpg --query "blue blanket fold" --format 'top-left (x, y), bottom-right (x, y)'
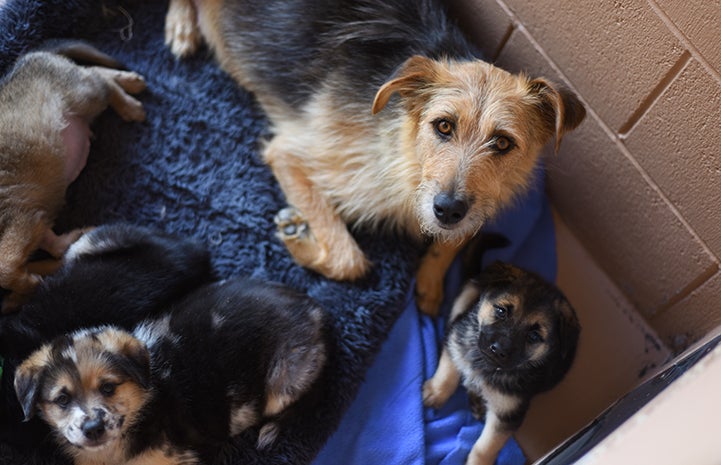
top-left (0, 1), bottom-right (556, 464)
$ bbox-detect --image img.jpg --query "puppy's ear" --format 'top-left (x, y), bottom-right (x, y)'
top-left (527, 78), bottom-right (586, 152)
top-left (119, 337), bottom-right (151, 389)
top-left (14, 345), bottom-right (52, 421)
top-left (99, 329), bottom-right (151, 389)
top-left (372, 55), bottom-right (440, 114)
top-left (555, 298), bottom-right (581, 367)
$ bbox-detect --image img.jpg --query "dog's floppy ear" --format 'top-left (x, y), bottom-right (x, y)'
top-left (98, 329), bottom-right (151, 389)
top-left (372, 55), bottom-right (440, 114)
top-left (14, 345), bottom-right (53, 421)
top-left (118, 338), bottom-right (151, 389)
top-left (528, 78), bottom-right (586, 152)
top-left (555, 298), bottom-right (581, 368)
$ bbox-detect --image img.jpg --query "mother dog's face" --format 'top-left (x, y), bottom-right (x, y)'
top-left (14, 327), bottom-right (151, 452)
top-left (373, 56), bottom-right (586, 242)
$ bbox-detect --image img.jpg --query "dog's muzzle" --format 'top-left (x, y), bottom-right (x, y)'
top-left (432, 192), bottom-right (468, 226)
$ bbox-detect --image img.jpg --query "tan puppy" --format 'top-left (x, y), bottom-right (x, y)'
top-left (0, 41), bottom-right (146, 312)
top-left (165, 0), bottom-right (586, 315)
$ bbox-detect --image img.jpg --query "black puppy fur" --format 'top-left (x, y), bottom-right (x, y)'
top-left (15, 277), bottom-right (328, 465)
top-left (0, 224), bottom-right (214, 453)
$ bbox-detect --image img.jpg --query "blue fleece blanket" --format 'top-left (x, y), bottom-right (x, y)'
top-left (0, 1), bottom-right (555, 464)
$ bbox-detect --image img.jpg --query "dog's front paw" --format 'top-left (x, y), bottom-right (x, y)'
top-left (164, 0), bottom-right (202, 58)
top-left (422, 378), bottom-right (450, 409)
top-left (274, 206), bottom-right (324, 270)
top-left (415, 280), bottom-right (444, 317)
top-left (275, 206), bottom-right (310, 240)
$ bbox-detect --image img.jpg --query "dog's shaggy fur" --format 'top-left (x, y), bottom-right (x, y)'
top-left (0, 224), bottom-right (214, 454)
top-left (164, 0), bottom-right (586, 315)
top-left (0, 42), bottom-right (146, 312)
top-left (14, 277), bottom-right (328, 465)
top-left (423, 262), bottom-right (580, 465)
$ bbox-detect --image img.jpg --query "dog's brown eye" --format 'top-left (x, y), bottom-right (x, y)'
top-left (493, 305), bottom-right (507, 319)
top-left (54, 393), bottom-right (71, 409)
top-left (434, 119), bottom-right (454, 138)
top-left (492, 136), bottom-right (514, 154)
top-left (99, 382), bottom-right (117, 397)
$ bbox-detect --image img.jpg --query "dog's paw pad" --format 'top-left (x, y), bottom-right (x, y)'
top-left (274, 207), bottom-right (309, 240)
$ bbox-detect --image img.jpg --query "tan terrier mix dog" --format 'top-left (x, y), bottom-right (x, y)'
top-left (165, 0), bottom-right (585, 315)
top-left (0, 41), bottom-right (146, 312)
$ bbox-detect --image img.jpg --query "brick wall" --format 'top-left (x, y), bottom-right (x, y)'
top-left (449, 0), bottom-right (721, 352)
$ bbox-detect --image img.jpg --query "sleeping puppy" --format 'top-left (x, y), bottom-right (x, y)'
top-left (423, 262), bottom-right (580, 465)
top-left (164, 0), bottom-right (586, 316)
top-left (0, 223), bottom-right (214, 451)
top-left (14, 277), bottom-right (328, 465)
top-left (0, 41), bottom-right (146, 312)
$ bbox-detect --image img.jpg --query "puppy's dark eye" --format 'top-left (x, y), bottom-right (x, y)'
top-left (54, 393), bottom-right (71, 409)
top-left (434, 119), bottom-right (455, 139)
top-left (492, 136), bottom-right (514, 154)
top-left (99, 383), bottom-right (117, 397)
top-left (527, 329), bottom-right (543, 344)
top-left (493, 305), bottom-right (507, 319)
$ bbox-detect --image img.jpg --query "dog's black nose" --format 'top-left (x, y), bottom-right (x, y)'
top-left (81, 417), bottom-right (106, 441)
top-left (489, 342), bottom-right (507, 359)
top-left (433, 192), bottom-right (468, 225)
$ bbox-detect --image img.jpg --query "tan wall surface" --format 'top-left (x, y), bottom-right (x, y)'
top-left (450, 0), bottom-right (721, 352)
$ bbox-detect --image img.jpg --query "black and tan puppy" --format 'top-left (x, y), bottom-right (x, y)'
top-left (164, 0), bottom-right (586, 316)
top-left (14, 278), bottom-right (328, 465)
top-left (423, 262), bottom-right (580, 465)
top-left (0, 41), bottom-right (146, 312)
top-left (0, 224), bottom-right (214, 451)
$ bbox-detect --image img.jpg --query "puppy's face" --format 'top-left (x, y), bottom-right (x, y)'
top-left (373, 56), bottom-right (585, 242)
top-left (452, 262), bottom-right (580, 392)
top-left (14, 327), bottom-right (151, 453)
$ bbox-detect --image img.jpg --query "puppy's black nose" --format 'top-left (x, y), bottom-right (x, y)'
top-left (433, 192), bottom-right (468, 225)
top-left (489, 342), bottom-right (507, 359)
top-left (81, 418), bottom-right (106, 441)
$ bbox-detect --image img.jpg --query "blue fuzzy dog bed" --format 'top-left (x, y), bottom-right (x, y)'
top-left (0, 1), bottom-right (556, 464)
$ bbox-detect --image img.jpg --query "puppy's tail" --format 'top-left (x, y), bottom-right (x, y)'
top-left (35, 39), bottom-right (125, 70)
top-left (256, 422), bottom-right (280, 450)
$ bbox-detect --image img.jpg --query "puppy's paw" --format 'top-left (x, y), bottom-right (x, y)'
top-left (115, 70), bottom-right (147, 95)
top-left (164, 0), bottom-right (201, 58)
top-left (422, 378), bottom-right (450, 409)
top-left (116, 97), bottom-right (146, 123)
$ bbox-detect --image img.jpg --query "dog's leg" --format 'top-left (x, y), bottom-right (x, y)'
top-left (165, 0), bottom-right (202, 58)
top-left (268, 147), bottom-right (370, 280)
top-left (465, 411), bottom-right (514, 465)
top-left (90, 67), bottom-right (147, 122)
top-left (422, 348), bottom-right (461, 409)
top-left (416, 240), bottom-right (468, 317)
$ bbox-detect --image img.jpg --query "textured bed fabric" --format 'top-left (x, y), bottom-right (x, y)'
top-left (0, 1), bottom-right (556, 464)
